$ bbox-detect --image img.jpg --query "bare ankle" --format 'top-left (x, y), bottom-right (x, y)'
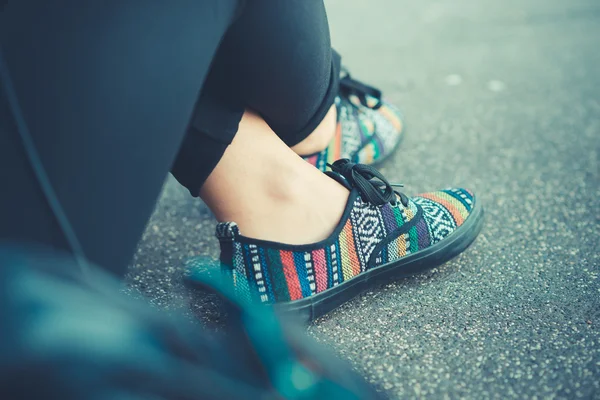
top-left (291, 104), bottom-right (337, 156)
top-left (236, 176), bottom-right (349, 244)
top-left (200, 111), bottom-right (349, 244)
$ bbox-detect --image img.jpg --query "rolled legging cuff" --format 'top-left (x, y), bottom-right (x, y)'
top-left (171, 126), bottom-right (232, 197)
top-left (276, 50), bottom-right (341, 148)
top-left (171, 83), bottom-right (244, 197)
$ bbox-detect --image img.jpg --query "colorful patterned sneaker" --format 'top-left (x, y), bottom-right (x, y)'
top-left (204, 160), bottom-right (483, 321)
top-left (303, 69), bottom-right (405, 171)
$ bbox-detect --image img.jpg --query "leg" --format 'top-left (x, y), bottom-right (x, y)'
top-left (200, 111), bottom-right (349, 244)
top-left (205, 0), bottom-right (341, 148)
top-left (172, 0), bottom-right (342, 195)
top-left (164, 1), bottom-right (480, 320)
top-left (172, 0), bottom-right (405, 199)
top-left (0, 0), bottom-right (242, 275)
top-left (205, 0), bottom-right (405, 164)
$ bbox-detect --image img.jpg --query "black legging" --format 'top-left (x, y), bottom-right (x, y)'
top-left (0, 0), bottom-right (339, 275)
top-left (173, 0), bottom-right (341, 194)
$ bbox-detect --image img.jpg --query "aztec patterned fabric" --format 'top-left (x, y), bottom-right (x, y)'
top-left (303, 94), bottom-right (404, 171)
top-left (212, 188), bottom-right (474, 304)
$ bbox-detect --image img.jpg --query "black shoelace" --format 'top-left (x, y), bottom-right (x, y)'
top-left (339, 68), bottom-right (384, 110)
top-left (326, 159), bottom-right (409, 207)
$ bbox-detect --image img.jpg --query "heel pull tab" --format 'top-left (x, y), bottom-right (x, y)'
top-left (215, 222), bottom-right (239, 271)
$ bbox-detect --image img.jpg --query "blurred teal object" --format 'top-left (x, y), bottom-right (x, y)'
top-left (187, 268), bottom-right (378, 399)
top-left (0, 244), bottom-right (386, 399)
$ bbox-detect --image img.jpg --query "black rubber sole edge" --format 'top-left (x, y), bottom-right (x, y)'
top-left (274, 198), bottom-right (484, 323)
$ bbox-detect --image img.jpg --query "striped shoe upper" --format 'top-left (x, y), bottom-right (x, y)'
top-left (303, 95), bottom-right (404, 171)
top-left (213, 186), bottom-right (475, 305)
top-left (303, 67), bottom-right (405, 171)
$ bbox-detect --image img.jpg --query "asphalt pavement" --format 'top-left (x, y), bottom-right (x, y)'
top-left (127, 0), bottom-right (600, 398)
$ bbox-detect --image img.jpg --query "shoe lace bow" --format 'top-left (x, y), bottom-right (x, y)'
top-left (326, 159), bottom-right (409, 207)
top-left (339, 68), bottom-right (383, 110)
